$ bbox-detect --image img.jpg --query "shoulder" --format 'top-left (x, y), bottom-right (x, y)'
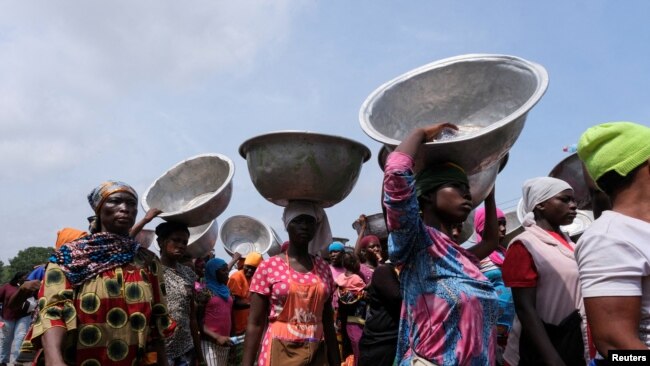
top-left (178, 264), bottom-right (197, 281)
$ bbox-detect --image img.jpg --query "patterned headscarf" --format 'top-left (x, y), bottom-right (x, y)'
top-left (50, 232), bottom-right (140, 287)
top-left (205, 258), bottom-right (230, 300)
top-left (88, 181), bottom-right (138, 213)
top-left (415, 163), bottom-right (469, 198)
top-left (282, 200), bottom-right (332, 257)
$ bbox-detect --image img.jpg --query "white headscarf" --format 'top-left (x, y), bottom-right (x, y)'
top-left (521, 177), bottom-right (573, 227)
top-left (282, 200), bottom-right (332, 257)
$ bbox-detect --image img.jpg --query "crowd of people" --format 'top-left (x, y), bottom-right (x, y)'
top-left (0, 121), bottom-right (649, 366)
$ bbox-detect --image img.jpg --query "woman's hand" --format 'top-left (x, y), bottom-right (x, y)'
top-left (144, 208), bottom-right (163, 222)
top-left (395, 122), bottom-right (458, 158)
top-left (216, 335), bottom-right (233, 347)
top-left (422, 122), bottom-right (458, 142)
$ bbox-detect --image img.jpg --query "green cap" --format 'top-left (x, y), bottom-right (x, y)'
top-left (577, 121), bottom-right (650, 185)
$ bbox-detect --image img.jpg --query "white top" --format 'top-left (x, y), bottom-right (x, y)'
top-left (575, 210), bottom-right (650, 346)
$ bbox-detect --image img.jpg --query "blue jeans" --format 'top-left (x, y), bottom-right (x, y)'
top-left (0, 315), bottom-right (32, 363)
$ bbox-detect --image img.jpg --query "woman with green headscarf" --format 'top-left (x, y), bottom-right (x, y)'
top-left (383, 123), bottom-right (499, 366)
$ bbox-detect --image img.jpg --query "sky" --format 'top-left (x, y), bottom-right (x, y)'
top-left (1, 1), bottom-right (649, 262)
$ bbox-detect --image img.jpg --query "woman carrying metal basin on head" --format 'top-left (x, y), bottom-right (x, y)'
top-left (242, 201), bottom-right (340, 366)
top-left (383, 123), bottom-right (501, 366)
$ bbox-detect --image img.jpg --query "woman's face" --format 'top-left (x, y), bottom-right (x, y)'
top-left (537, 189), bottom-right (577, 227)
top-left (161, 230), bottom-right (190, 261)
top-left (433, 183), bottom-right (473, 223)
top-left (498, 218), bottom-right (507, 242)
top-left (366, 240), bottom-right (382, 260)
top-left (216, 265), bottom-right (229, 284)
top-left (99, 192), bottom-right (137, 235)
top-left (287, 214), bottom-right (317, 244)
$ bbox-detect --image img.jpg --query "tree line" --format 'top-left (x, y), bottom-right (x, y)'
top-left (0, 247), bottom-right (52, 283)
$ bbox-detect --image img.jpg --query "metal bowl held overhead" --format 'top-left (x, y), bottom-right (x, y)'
top-left (220, 215), bottom-right (282, 257)
top-left (548, 153), bottom-right (592, 210)
top-left (352, 213), bottom-right (389, 240)
top-left (239, 131), bottom-right (371, 207)
top-left (186, 219), bottom-right (219, 259)
top-left (142, 154), bottom-right (235, 227)
top-left (360, 54), bottom-right (549, 175)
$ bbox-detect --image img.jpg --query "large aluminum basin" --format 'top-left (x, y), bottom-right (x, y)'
top-left (360, 54), bottom-right (548, 175)
top-left (142, 154), bottom-right (234, 227)
top-left (239, 131), bottom-right (371, 207)
top-left (220, 215), bottom-right (281, 257)
top-left (186, 219), bottom-right (219, 258)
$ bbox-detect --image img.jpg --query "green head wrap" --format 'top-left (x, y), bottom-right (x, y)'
top-left (415, 163), bottom-right (470, 198)
top-left (578, 122), bottom-right (650, 187)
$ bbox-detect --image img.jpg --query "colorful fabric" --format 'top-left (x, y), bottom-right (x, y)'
top-left (244, 252), bottom-right (263, 267)
top-left (474, 207), bottom-right (507, 267)
top-left (478, 250), bottom-right (515, 333)
top-left (249, 255), bottom-right (333, 366)
top-left (205, 258), bottom-right (230, 300)
top-left (577, 121), bottom-right (650, 185)
top-left (521, 177), bottom-right (573, 226)
top-left (204, 294), bottom-right (233, 337)
top-left (336, 273), bottom-right (365, 293)
top-left (249, 255), bottom-right (334, 324)
top-left (87, 180), bottom-right (138, 213)
top-left (358, 235), bottom-right (379, 249)
top-left (163, 263), bottom-right (198, 360)
top-left (328, 242), bottom-right (345, 252)
top-left (282, 200), bottom-right (333, 256)
top-left (55, 228), bottom-right (87, 249)
top-left (384, 151), bottom-right (498, 366)
top-left (228, 269), bottom-right (251, 335)
top-left (414, 162), bottom-right (469, 198)
top-left (26, 251), bottom-right (175, 366)
top-left (49, 232), bottom-right (140, 287)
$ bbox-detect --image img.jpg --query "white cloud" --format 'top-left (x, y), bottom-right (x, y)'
top-left (0, 1), bottom-right (303, 180)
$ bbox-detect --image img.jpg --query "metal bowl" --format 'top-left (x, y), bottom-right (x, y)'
top-left (142, 154), bottom-right (234, 227)
top-left (239, 131), bottom-right (371, 207)
top-left (186, 219), bottom-right (219, 258)
top-left (220, 215), bottom-right (282, 257)
top-left (548, 153), bottom-right (592, 210)
top-left (360, 54), bottom-right (548, 175)
top-left (352, 213), bottom-right (389, 240)
top-left (134, 229), bottom-right (156, 249)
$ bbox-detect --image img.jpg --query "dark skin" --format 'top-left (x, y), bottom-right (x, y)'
top-left (395, 123), bottom-right (500, 260)
top-left (202, 264), bottom-right (235, 347)
top-left (329, 248), bottom-right (343, 267)
top-left (232, 265), bottom-right (257, 312)
top-left (42, 192), bottom-right (169, 366)
top-left (511, 189), bottom-right (577, 366)
top-left (159, 230), bottom-right (206, 366)
top-left (242, 214), bottom-right (340, 366)
top-left (583, 160), bottom-right (650, 355)
top-left (353, 215), bottom-right (382, 268)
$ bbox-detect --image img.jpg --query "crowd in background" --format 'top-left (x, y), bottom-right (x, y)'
top-left (0, 121), bottom-right (649, 366)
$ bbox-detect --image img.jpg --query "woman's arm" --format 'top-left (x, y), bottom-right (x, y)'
top-left (467, 187), bottom-right (499, 260)
top-left (353, 215), bottom-right (368, 260)
top-left (384, 123), bottom-right (458, 264)
top-left (242, 293), bottom-right (269, 366)
top-left (512, 287), bottom-right (566, 366)
top-left (202, 324), bottom-right (233, 346)
top-left (322, 300), bottom-right (341, 366)
top-left (129, 208), bottom-right (162, 237)
top-left (189, 295), bottom-right (206, 366)
top-left (584, 296), bottom-right (648, 354)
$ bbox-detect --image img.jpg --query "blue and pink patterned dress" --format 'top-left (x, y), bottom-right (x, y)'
top-left (383, 152), bottom-right (498, 366)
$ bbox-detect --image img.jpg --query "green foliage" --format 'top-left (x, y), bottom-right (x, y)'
top-left (1, 247), bottom-right (52, 283)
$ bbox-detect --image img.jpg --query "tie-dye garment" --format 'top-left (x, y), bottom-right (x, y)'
top-left (383, 151), bottom-right (498, 366)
